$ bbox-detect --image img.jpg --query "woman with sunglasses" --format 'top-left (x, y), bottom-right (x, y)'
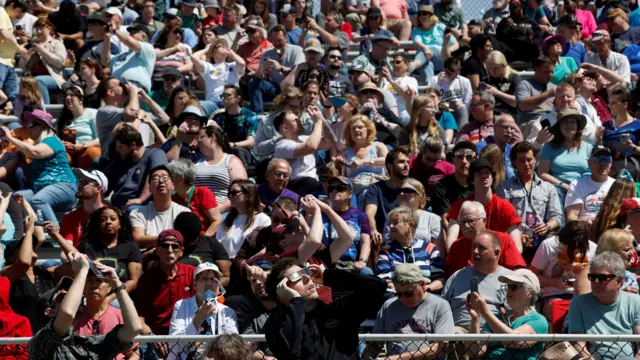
top-left (1, 110), bottom-right (77, 227)
top-left (466, 268), bottom-right (548, 360)
top-left (19, 18), bottom-right (67, 105)
top-left (530, 220), bottom-right (596, 322)
top-left (542, 35), bottom-right (578, 86)
top-left (154, 26), bottom-right (193, 86)
top-left (169, 262), bottom-right (238, 351)
top-left (603, 88), bottom-right (640, 151)
top-left (248, 0), bottom-right (277, 30)
top-left (382, 179), bottom-right (443, 251)
top-left (410, 5), bottom-right (459, 81)
top-left (216, 180), bottom-right (271, 258)
top-left (254, 87), bottom-right (304, 158)
top-left (56, 83), bottom-right (101, 170)
top-left (560, 0), bottom-right (596, 41)
top-left (595, 229), bottom-right (639, 293)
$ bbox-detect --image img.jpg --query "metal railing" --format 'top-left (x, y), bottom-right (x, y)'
top-left (4, 333), bottom-right (640, 359)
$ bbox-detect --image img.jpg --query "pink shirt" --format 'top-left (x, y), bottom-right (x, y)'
top-left (575, 9), bottom-right (597, 40)
top-left (74, 305), bottom-right (130, 360)
top-left (378, 0), bottom-right (407, 19)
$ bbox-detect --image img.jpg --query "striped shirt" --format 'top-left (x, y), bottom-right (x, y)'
top-left (195, 154), bottom-right (231, 206)
top-left (376, 238), bottom-right (445, 282)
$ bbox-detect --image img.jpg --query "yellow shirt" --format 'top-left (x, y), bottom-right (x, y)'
top-left (0, 8), bottom-right (15, 67)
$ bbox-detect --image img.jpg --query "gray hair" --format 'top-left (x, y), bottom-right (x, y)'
top-left (591, 251), bottom-right (626, 281)
top-left (458, 201), bottom-right (487, 223)
top-left (473, 89), bottom-right (496, 109)
top-left (267, 158), bottom-right (291, 173)
top-left (327, 10), bottom-right (343, 24)
top-left (167, 158), bottom-right (196, 185)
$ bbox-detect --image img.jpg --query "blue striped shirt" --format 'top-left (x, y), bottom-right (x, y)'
top-left (376, 238), bottom-right (445, 282)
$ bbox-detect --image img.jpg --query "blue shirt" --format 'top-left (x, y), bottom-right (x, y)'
top-left (28, 137), bottom-right (76, 192)
top-left (482, 311), bottom-right (548, 360)
top-left (160, 138), bottom-right (205, 163)
top-left (540, 142), bottom-right (593, 184)
top-left (110, 42), bottom-right (156, 93)
top-left (631, 7), bottom-right (640, 27)
top-left (321, 208), bottom-right (371, 262)
top-left (562, 41), bottom-right (586, 67)
top-left (376, 238), bottom-right (445, 281)
top-left (438, 111), bottom-right (458, 131)
top-left (286, 27), bottom-right (311, 46)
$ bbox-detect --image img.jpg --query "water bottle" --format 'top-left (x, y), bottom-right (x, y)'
top-left (203, 289), bottom-right (216, 303)
top-left (35, 210), bottom-right (45, 226)
top-left (532, 217), bottom-right (541, 247)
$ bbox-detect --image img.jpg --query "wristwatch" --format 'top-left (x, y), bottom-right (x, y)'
top-left (114, 283), bottom-right (126, 292)
top-left (358, 258), bottom-right (367, 262)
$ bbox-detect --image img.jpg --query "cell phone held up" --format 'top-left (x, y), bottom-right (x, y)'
top-left (470, 277), bottom-right (479, 293)
top-left (621, 133), bottom-right (631, 143)
top-left (540, 119), bottom-right (551, 129)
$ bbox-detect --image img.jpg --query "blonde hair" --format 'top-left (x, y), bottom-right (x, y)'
top-left (480, 144), bottom-right (506, 187)
top-left (400, 178), bottom-right (427, 209)
top-left (597, 229), bottom-right (634, 258)
top-left (407, 96), bottom-right (440, 153)
top-left (413, 12), bottom-right (438, 30)
top-left (343, 114), bottom-right (376, 148)
top-left (388, 206), bottom-right (418, 227)
top-left (485, 51), bottom-right (514, 79)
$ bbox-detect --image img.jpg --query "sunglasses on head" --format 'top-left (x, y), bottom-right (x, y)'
top-left (588, 273), bottom-right (617, 282)
top-left (159, 242), bottom-right (181, 250)
top-left (328, 184), bottom-right (350, 193)
top-left (591, 156), bottom-right (612, 164)
top-left (398, 187), bottom-right (417, 195)
top-left (287, 268), bottom-right (312, 283)
top-left (396, 287), bottom-right (416, 298)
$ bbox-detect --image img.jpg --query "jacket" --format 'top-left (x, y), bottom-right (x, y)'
top-left (264, 269), bottom-right (387, 360)
top-left (20, 37), bottom-right (67, 88)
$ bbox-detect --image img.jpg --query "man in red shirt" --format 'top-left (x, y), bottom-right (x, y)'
top-left (59, 169), bottom-right (108, 248)
top-left (237, 17), bottom-right (273, 75)
top-left (445, 200), bottom-right (526, 275)
top-left (135, 230), bottom-right (195, 341)
top-left (446, 158), bottom-right (523, 253)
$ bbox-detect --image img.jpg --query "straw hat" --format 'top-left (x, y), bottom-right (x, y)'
top-left (538, 341), bottom-right (591, 360)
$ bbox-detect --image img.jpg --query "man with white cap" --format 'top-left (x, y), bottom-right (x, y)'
top-left (168, 262), bottom-right (238, 359)
top-left (58, 169), bottom-right (108, 248)
top-left (583, 29), bottom-right (631, 86)
top-left (363, 263), bottom-right (455, 359)
top-left (105, 7), bottom-right (130, 53)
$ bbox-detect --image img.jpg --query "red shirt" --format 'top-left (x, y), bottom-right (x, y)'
top-left (172, 186), bottom-right (218, 234)
top-left (59, 207), bottom-right (92, 248)
top-left (445, 231), bottom-right (526, 275)
top-left (201, 14), bottom-right (222, 28)
top-left (237, 39), bottom-right (273, 73)
top-left (134, 262), bottom-right (195, 335)
top-left (446, 194), bottom-right (522, 233)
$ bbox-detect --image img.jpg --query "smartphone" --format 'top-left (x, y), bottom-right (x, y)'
top-left (478, 82), bottom-right (488, 89)
top-left (621, 133), bottom-right (631, 142)
top-left (540, 119), bottom-right (551, 129)
top-left (470, 277), bottom-right (479, 293)
top-left (444, 27), bottom-right (452, 35)
top-left (15, 25), bottom-right (22, 31)
top-left (88, 261), bottom-right (104, 278)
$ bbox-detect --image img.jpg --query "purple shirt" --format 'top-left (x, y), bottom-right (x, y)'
top-left (257, 183), bottom-right (300, 209)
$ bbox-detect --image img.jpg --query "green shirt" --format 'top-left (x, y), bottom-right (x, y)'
top-left (482, 311), bottom-right (548, 360)
top-left (180, 14), bottom-right (201, 31)
top-left (433, 3), bottom-right (465, 30)
top-left (551, 57), bottom-right (578, 86)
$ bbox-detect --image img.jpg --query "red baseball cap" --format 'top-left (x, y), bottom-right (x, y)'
top-left (620, 198), bottom-right (640, 217)
top-left (158, 229), bottom-right (184, 246)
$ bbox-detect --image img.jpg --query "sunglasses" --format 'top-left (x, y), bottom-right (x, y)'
top-left (396, 287), bottom-right (416, 298)
top-left (454, 150), bottom-right (476, 157)
top-left (287, 268), bottom-right (312, 283)
top-left (507, 283), bottom-right (523, 291)
top-left (229, 189), bottom-right (246, 197)
top-left (361, 90), bottom-right (379, 96)
top-left (418, 11), bottom-right (432, 16)
top-left (393, 60), bottom-right (405, 65)
top-left (328, 55), bottom-right (342, 61)
top-left (591, 156), bottom-right (612, 164)
top-left (398, 187), bottom-right (417, 195)
top-left (27, 122), bottom-right (42, 129)
top-left (328, 184), bottom-right (350, 193)
top-left (159, 242), bottom-right (181, 250)
top-left (588, 273), bottom-right (617, 282)
top-left (368, 15), bottom-right (381, 20)
top-left (221, 92), bottom-right (235, 99)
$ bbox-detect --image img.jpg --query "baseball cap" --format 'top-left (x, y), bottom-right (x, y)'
top-left (367, 7), bottom-right (382, 17)
top-left (620, 198), bottom-right (640, 217)
top-left (392, 263), bottom-right (422, 284)
top-left (592, 29), bottom-right (611, 42)
top-left (162, 67), bottom-right (182, 79)
top-left (304, 39), bottom-right (325, 56)
top-left (158, 229), bottom-right (184, 246)
top-left (278, 4), bottom-right (296, 14)
top-left (499, 268), bottom-right (541, 295)
top-left (371, 32), bottom-right (394, 44)
top-left (469, 158), bottom-right (494, 177)
top-left (349, 63), bottom-right (375, 77)
top-left (591, 145), bottom-right (612, 158)
top-left (35, 276), bottom-right (73, 323)
top-left (74, 168), bottom-right (109, 193)
top-left (202, 0), bottom-right (220, 8)
top-left (87, 15), bottom-right (109, 25)
top-left (193, 262), bottom-right (223, 283)
top-left (326, 176), bottom-right (353, 188)
top-left (418, 4), bottom-right (434, 14)
top-left (105, 7), bottom-right (123, 18)
top-left (163, 8), bottom-right (179, 19)
top-left (607, 8), bottom-right (628, 19)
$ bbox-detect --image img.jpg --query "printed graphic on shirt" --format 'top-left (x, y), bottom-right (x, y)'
top-left (392, 319), bottom-right (433, 333)
top-left (584, 191), bottom-right (606, 214)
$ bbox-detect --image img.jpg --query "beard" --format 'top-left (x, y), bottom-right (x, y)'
top-left (329, 63), bottom-right (341, 70)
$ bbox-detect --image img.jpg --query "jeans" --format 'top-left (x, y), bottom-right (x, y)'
top-left (0, 64), bottom-right (18, 103)
top-left (36, 75), bottom-right (59, 105)
top-left (18, 182), bottom-right (77, 227)
top-left (248, 77), bottom-right (280, 113)
top-left (200, 100), bottom-right (222, 117)
top-left (413, 46), bottom-right (445, 84)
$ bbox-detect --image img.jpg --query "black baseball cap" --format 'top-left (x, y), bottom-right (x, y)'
top-left (452, 141), bottom-right (477, 154)
top-left (469, 158), bottom-right (494, 181)
top-left (35, 277), bottom-right (73, 324)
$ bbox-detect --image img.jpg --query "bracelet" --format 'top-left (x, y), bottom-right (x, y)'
top-left (114, 283), bottom-right (126, 292)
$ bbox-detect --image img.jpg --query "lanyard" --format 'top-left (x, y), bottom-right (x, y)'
top-left (186, 186), bottom-right (195, 208)
top-left (520, 176), bottom-right (538, 219)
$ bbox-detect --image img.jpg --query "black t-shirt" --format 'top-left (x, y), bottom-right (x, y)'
top-left (461, 55), bottom-right (490, 84)
top-left (83, 91), bottom-right (101, 109)
top-left (9, 266), bottom-right (56, 333)
top-left (430, 173), bottom-right (472, 216)
top-left (77, 240), bottom-right (143, 282)
top-left (182, 235), bottom-right (230, 264)
top-left (489, 72), bottom-right (522, 116)
top-left (48, 10), bottom-right (85, 36)
top-left (363, 181), bottom-right (398, 233)
top-left (327, 72), bottom-right (354, 98)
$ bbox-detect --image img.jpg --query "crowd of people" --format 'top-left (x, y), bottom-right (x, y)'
top-left (0, 0), bottom-right (640, 359)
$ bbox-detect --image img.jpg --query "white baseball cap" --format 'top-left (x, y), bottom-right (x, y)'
top-left (105, 7), bottom-right (123, 18)
top-left (193, 262), bottom-right (223, 283)
top-left (74, 168), bottom-right (108, 194)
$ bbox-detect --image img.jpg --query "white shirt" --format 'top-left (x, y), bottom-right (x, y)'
top-left (427, 75), bottom-right (473, 107)
top-left (565, 175), bottom-right (615, 220)
top-left (168, 295), bottom-right (238, 360)
top-left (216, 213), bottom-right (272, 258)
top-left (576, 95), bottom-right (603, 147)
top-left (380, 75), bottom-right (418, 116)
top-left (129, 201), bottom-right (191, 236)
top-left (11, 13), bottom-right (37, 35)
top-left (274, 135), bottom-right (318, 180)
top-left (202, 61), bottom-right (243, 102)
top-left (585, 50), bottom-right (631, 85)
top-left (110, 25), bottom-right (131, 54)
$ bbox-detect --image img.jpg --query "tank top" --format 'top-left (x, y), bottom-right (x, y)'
top-left (195, 154), bottom-right (231, 205)
top-left (345, 142), bottom-right (385, 178)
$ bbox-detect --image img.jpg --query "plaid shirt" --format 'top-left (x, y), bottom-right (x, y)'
top-left (28, 322), bottom-right (131, 360)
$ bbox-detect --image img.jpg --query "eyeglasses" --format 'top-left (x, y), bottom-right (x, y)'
top-left (221, 92), bottom-right (236, 99)
top-left (159, 242), bottom-right (181, 250)
top-left (592, 156), bottom-right (612, 164)
top-left (588, 273), bottom-right (617, 282)
top-left (453, 150), bottom-right (476, 161)
top-left (396, 287), bottom-right (416, 298)
top-left (398, 187), bottom-right (417, 195)
top-left (272, 171), bottom-right (290, 179)
top-left (328, 184), bottom-right (350, 193)
top-left (418, 11), bottom-right (432, 16)
top-left (393, 60), bottom-right (405, 65)
top-left (507, 283), bottom-right (523, 291)
top-left (151, 176), bottom-right (171, 184)
top-left (287, 268), bottom-right (312, 283)
top-left (461, 218), bottom-right (484, 227)
top-left (361, 89), bottom-right (379, 96)
top-left (229, 189), bottom-right (246, 197)
top-left (328, 55), bottom-right (342, 61)
top-left (92, 319), bottom-right (101, 336)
